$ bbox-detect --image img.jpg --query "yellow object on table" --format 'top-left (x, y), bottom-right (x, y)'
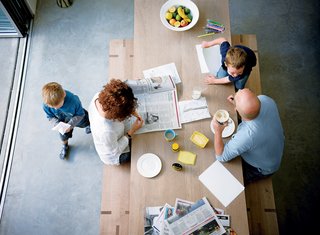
top-left (178, 151), bottom-right (197, 165)
top-left (171, 143), bottom-right (180, 152)
top-left (190, 131), bottom-right (209, 148)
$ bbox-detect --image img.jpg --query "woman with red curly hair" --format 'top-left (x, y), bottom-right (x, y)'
top-left (88, 79), bottom-right (144, 165)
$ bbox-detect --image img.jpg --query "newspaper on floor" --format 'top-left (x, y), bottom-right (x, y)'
top-left (125, 75), bottom-right (181, 134)
top-left (143, 62), bottom-right (182, 84)
top-left (165, 197), bottom-right (226, 235)
top-left (178, 97), bottom-right (211, 124)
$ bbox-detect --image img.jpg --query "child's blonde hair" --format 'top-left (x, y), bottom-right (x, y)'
top-left (225, 47), bottom-right (247, 69)
top-left (42, 82), bottom-right (65, 106)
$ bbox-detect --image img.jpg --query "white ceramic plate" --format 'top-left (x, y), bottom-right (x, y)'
top-left (137, 153), bottom-right (162, 178)
top-left (210, 118), bottom-right (235, 138)
top-left (160, 0), bottom-right (199, 32)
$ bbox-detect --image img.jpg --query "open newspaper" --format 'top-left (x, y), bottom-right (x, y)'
top-left (165, 197), bottom-right (226, 235)
top-left (125, 75), bottom-right (181, 134)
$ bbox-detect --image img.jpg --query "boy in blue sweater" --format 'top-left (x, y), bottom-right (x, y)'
top-left (42, 82), bottom-right (91, 159)
top-left (202, 37), bottom-right (256, 90)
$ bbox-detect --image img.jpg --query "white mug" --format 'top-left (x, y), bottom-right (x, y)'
top-left (214, 109), bottom-right (229, 125)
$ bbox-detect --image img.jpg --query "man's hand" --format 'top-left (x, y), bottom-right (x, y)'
top-left (212, 117), bottom-right (227, 135)
top-left (213, 117), bottom-right (227, 156)
top-left (227, 95), bottom-right (235, 105)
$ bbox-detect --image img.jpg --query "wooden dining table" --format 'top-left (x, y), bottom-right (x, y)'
top-left (129, 0), bottom-right (249, 234)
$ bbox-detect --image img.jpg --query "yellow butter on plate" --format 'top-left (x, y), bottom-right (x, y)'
top-left (190, 131), bottom-right (209, 148)
top-left (178, 151), bottom-right (197, 165)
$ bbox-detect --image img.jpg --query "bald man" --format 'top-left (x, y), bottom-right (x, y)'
top-left (212, 89), bottom-right (285, 185)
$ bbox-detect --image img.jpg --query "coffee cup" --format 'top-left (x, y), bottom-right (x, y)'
top-left (214, 109), bottom-right (230, 125)
top-left (164, 129), bottom-right (177, 141)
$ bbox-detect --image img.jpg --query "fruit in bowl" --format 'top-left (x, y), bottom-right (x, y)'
top-left (160, 0), bottom-right (199, 32)
top-left (165, 6), bottom-right (192, 28)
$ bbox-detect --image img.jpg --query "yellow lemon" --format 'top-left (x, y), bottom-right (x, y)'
top-left (174, 21), bottom-right (181, 27)
top-left (169, 6), bottom-right (176, 13)
top-left (165, 12), bottom-right (173, 20)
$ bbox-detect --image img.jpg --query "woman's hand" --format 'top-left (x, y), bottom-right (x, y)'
top-left (128, 114), bottom-right (144, 136)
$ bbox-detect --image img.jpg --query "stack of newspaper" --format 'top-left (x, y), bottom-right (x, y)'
top-left (144, 197), bottom-right (233, 235)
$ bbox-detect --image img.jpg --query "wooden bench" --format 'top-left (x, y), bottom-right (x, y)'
top-left (232, 34), bottom-right (279, 235)
top-left (100, 36), bottom-right (278, 235)
top-left (99, 39), bottom-right (133, 235)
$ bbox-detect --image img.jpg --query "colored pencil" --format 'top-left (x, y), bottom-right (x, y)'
top-left (197, 32), bottom-right (216, 38)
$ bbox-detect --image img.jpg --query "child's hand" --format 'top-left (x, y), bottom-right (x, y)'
top-left (201, 41), bottom-right (210, 48)
top-left (65, 126), bottom-right (73, 133)
top-left (204, 74), bottom-right (217, 84)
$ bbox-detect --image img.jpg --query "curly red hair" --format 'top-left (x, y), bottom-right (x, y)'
top-left (98, 79), bottom-right (137, 122)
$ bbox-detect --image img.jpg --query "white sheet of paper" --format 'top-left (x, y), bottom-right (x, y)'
top-left (52, 122), bottom-right (71, 135)
top-left (196, 44), bottom-right (222, 75)
top-left (199, 160), bottom-right (244, 207)
top-left (143, 62), bottom-right (181, 84)
top-left (178, 97), bottom-right (211, 124)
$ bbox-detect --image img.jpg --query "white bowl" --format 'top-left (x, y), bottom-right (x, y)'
top-left (160, 0), bottom-right (199, 32)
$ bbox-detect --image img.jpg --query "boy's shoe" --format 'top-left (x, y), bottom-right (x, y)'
top-left (59, 145), bottom-right (69, 160)
top-left (85, 126), bottom-right (91, 134)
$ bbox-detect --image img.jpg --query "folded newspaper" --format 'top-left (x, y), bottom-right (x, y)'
top-left (145, 197), bottom-right (228, 235)
top-left (178, 97), bottom-right (211, 124)
top-left (125, 75), bottom-right (181, 134)
top-left (143, 62), bottom-right (182, 84)
top-left (52, 122), bottom-right (71, 135)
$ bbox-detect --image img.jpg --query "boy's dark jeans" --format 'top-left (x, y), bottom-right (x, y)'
top-left (59, 109), bottom-right (90, 141)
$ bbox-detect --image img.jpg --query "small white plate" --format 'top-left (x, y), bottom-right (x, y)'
top-left (137, 153), bottom-right (162, 178)
top-left (210, 118), bottom-right (235, 138)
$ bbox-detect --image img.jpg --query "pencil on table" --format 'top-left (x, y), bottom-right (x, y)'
top-left (197, 32), bottom-right (216, 38)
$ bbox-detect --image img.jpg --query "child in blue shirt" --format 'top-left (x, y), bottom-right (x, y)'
top-left (202, 37), bottom-right (256, 90)
top-left (42, 82), bottom-right (91, 159)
